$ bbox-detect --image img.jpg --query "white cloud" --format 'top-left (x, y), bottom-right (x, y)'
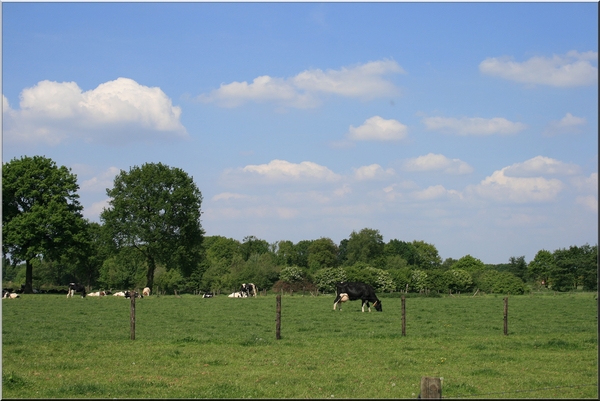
top-left (212, 192), bottom-right (253, 201)
top-left (3, 78), bottom-right (188, 145)
top-left (479, 50), bottom-right (598, 87)
top-left (79, 166), bottom-right (121, 193)
top-left (84, 198), bottom-right (111, 220)
top-left (410, 185), bottom-right (461, 201)
top-left (571, 172), bottom-right (598, 194)
top-left (402, 153), bottom-right (473, 174)
top-left (198, 59), bottom-right (404, 108)
top-left (422, 116), bottom-right (526, 136)
top-left (503, 156), bottom-right (581, 177)
top-left (544, 113), bottom-right (587, 136)
top-left (347, 116), bottom-right (408, 141)
top-left (469, 167), bottom-right (564, 203)
top-left (353, 164), bottom-right (395, 180)
top-left (224, 159), bottom-right (341, 184)
top-left (576, 196), bottom-right (598, 213)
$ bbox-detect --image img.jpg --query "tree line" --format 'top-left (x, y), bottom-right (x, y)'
top-left (3, 156), bottom-right (597, 295)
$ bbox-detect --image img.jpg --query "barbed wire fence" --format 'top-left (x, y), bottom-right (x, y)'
top-left (442, 383), bottom-right (598, 398)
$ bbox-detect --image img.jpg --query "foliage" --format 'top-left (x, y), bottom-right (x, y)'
top-left (2, 155), bottom-right (86, 293)
top-left (508, 255), bottom-right (527, 280)
top-left (444, 269), bottom-right (474, 292)
top-left (411, 240), bottom-right (442, 269)
top-left (550, 244), bottom-right (597, 292)
top-left (384, 239), bottom-right (419, 266)
top-left (98, 247), bottom-right (147, 290)
top-left (101, 162), bottom-right (204, 289)
top-left (307, 237), bottom-right (338, 272)
top-left (240, 236), bottom-right (270, 261)
top-left (155, 266), bottom-right (184, 294)
top-left (410, 269), bottom-right (428, 292)
top-left (313, 267), bottom-right (346, 292)
top-left (344, 228), bottom-right (385, 266)
top-left (528, 249), bottom-right (553, 286)
top-left (475, 270), bottom-right (525, 295)
top-left (452, 254), bottom-right (486, 273)
top-left (279, 265), bottom-right (304, 283)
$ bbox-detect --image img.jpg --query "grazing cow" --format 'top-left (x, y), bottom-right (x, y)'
top-left (67, 283), bottom-right (87, 298)
top-left (142, 287), bottom-right (151, 297)
top-left (333, 282), bottom-right (382, 312)
top-left (113, 291), bottom-right (126, 297)
top-left (240, 283), bottom-right (257, 297)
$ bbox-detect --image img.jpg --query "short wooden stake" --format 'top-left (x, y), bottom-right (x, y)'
top-left (276, 294), bottom-right (281, 340)
top-left (503, 297), bottom-right (508, 336)
top-left (420, 376), bottom-right (441, 398)
top-left (401, 295), bottom-right (406, 336)
top-left (130, 295), bottom-right (136, 340)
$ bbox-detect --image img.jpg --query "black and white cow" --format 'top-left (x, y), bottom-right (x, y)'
top-left (125, 290), bottom-right (142, 299)
top-left (240, 283), bottom-right (257, 297)
top-left (202, 292), bottom-right (214, 298)
top-left (67, 283), bottom-right (87, 298)
top-left (333, 282), bottom-right (382, 312)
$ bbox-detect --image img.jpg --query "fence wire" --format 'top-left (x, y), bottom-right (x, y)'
top-left (443, 383), bottom-right (598, 398)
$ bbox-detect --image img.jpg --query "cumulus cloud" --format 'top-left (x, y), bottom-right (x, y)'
top-left (544, 113), bottom-right (587, 136)
top-left (570, 172), bottom-right (598, 194)
top-left (503, 156), bottom-right (581, 177)
top-left (353, 164), bottom-right (395, 180)
top-left (479, 50), bottom-right (598, 87)
top-left (347, 116), bottom-right (408, 141)
top-left (576, 196), bottom-right (598, 213)
top-left (422, 116), bottom-right (526, 136)
top-left (79, 166), bottom-right (121, 193)
top-left (402, 153), bottom-right (473, 174)
top-left (212, 192), bottom-right (253, 201)
top-left (223, 159), bottom-right (341, 185)
top-left (198, 59), bottom-right (404, 108)
top-left (469, 166), bottom-right (564, 203)
top-left (3, 78), bottom-right (188, 145)
top-left (410, 185), bottom-right (461, 201)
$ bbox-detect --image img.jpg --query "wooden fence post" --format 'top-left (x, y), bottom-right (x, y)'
top-left (503, 297), bottom-right (508, 336)
top-left (130, 294), bottom-right (136, 340)
top-left (401, 295), bottom-right (406, 336)
top-left (276, 294), bottom-right (281, 340)
top-left (419, 376), bottom-right (441, 398)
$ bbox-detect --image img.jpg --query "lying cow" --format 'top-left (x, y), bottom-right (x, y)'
top-left (333, 282), bottom-right (382, 312)
top-left (202, 292), bottom-right (214, 298)
top-left (228, 291), bottom-right (247, 298)
top-left (142, 287), bottom-right (151, 297)
top-left (2, 290), bottom-right (20, 299)
top-left (113, 291), bottom-right (126, 297)
top-left (240, 283), bottom-right (257, 297)
top-left (67, 283), bottom-right (87, 298)
top-left (87, 291), bottom-right (107, 297)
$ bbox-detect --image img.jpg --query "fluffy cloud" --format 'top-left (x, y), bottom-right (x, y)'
top-left (503, 156), bottom-right (581, 177)
top-left (422, 116), bottom-right (526, 136)
top-left (469, 165), bottom-right (564, 203)
top-left (198, 60), bottom-right (404, 108)
top-left (347, 116), bottom-right (408, 141)
top-left (223, 159), bottom-right (341, 185)
top-left (544, 113), bottom-right (587, 136)
top-left (78, 166), bottom-right (121, 193)
top-left (353, 164), bottom-right (395, 180)
top-left (3, 78), bottom-right (188, 145)
top-left (576, 196), bottom-right (598, 213)
top-left (410, 185), bottom-right (461, 201)
top-left (479, 50), bottom-right (598, 87)
top-left (402, 153), bottom-right (473, 174)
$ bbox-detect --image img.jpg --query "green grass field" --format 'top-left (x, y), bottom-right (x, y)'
top-left (2, 292), bottom-right (597, 398)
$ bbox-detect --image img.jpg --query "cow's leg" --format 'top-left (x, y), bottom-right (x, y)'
top-left (333, 294), bottom-right (341, 310)
top-left (361, 300), bottom-right (366, 312)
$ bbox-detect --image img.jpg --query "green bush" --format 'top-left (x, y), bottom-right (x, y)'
top-left (476, 270), bottom-right (525, 295)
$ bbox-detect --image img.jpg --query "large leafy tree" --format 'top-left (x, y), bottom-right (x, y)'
top-left (345, 228), bottom-right (385, 266)
top-left (3, 155), bottom-right (85, 293)
top-left (307, 237), bottom-right (338, 272)
top-left (100, 162), bottom-right (204, 289)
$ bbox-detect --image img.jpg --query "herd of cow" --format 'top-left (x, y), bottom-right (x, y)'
top-left (4, 281), bottom-right (383, 312)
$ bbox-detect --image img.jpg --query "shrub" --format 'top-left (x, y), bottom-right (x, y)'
top-left (313, 267), bottom-right (346, 292)
top-left (476, 270), bottom-right (525, 295)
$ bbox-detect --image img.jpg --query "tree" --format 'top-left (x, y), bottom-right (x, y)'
top-left (240, 236), bottom-right (270, 261)
top-left (101, 162), bottom-right (204, 290)
top-left (528, 250), bottom-right (553, 286)
top-left (411, 240), bottom-right (442, 269)
top-left (508, 256), bottom-right (527, 281)
top-left (345, 228), bottom-right (385, 266)
top-left (385, 239), bottom-right (419, 266)
top-left (307, 237), bottom-right (338, 272)
top-left (3, 155), bottom-right (85, 293)
top-left (452, 254), bottom-right (486, 273)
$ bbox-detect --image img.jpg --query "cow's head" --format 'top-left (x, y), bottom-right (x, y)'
top-left (373, 300), bottom-right (382, 312)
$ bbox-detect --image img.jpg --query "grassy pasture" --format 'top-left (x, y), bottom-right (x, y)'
top-left (2, 292), bottom-right (597, 398)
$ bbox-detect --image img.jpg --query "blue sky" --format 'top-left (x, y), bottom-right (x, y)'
top-left (3, 2), bottom-right (598, 264)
